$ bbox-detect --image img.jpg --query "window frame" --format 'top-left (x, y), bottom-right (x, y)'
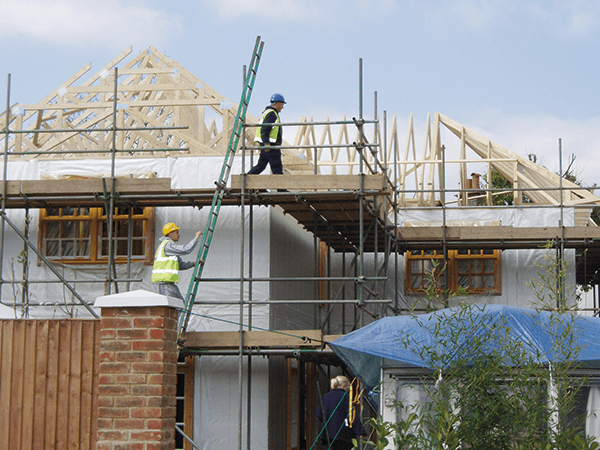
top-left (406, 248), bottom-right (502, 295)
top-left (38, 205), bottom-right (155, 265)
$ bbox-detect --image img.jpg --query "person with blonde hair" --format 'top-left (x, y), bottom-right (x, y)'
top-left (317, 375), bottom-right (365, 450)
top-left (330, 375), bottom-right (350, 390)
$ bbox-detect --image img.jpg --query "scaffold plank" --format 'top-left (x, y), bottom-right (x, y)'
top-left (183, 330), bottom-right (324, 349)
top-left (395, 225), bottom-right (600, 242)
top-left (231, 174), bottom-right (388, 191)
top-left (0, 178), bottom-right (171, 195)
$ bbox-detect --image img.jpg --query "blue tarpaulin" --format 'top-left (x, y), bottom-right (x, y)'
top-left (329, 304), bottom-right (600, 389)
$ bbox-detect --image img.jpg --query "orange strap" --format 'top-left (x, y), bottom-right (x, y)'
top-left (348, 378), bottom-right (363, 425)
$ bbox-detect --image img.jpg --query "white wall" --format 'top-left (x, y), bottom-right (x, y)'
top-left (192, 305), bottom-right (270, 450)
top-left (268, 204), bottom-right (318, 330)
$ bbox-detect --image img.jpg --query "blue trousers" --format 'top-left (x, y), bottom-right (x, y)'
top-left (247, 146), bottom-right (283, 174)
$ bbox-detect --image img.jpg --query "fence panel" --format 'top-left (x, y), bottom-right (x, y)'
top-left (0, 319), bottom-right (100, 450)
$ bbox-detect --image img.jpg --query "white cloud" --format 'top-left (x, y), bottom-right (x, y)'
top-left (202, 0), bottom-right (312, 22)
top-left (527, 0), bottom-right (600, 37)
top-left (0, 0), bottom-right (184, 50)
top-left (201, 0), bottom-right (398, 24)
top-left (420, 0), bottom-right (514, 31)
top-left (418, 0), bottom-right (600, 37)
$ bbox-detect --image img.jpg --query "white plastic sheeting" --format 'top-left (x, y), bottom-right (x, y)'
top-left (0, 301), bottom-right (15, 318)
top-left (397, 206), bottom-right (575, 228)
top-left (191, 305), bottom-right (270, 450)
top-left (587, 386), bottom-right (600, 441)
top-left (186, 206), bottom-right (317, 449)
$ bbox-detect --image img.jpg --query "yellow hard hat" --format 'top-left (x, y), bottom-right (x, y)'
top-left (162, 222), bottom-right (179, 236)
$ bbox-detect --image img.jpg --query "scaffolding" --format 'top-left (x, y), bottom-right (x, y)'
top-left (3, 41), bottom-right (600, 449)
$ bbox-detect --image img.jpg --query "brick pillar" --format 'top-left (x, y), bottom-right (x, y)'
top-left (94, 290), bottom-right (182, 450)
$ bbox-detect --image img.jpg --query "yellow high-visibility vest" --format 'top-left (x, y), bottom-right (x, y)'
top-left (151, 240), bottom-right (179, 283)
top-left (254, 108), bottom-right (280, 143)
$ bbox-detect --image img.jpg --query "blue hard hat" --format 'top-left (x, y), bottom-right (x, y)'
top-left (270, 93), bottom-right (286, 104)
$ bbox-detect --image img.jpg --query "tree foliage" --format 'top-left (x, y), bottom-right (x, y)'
top-left (483, 168), bottom-right (516, 206)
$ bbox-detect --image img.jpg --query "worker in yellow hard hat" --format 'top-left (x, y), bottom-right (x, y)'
top-left (151, 222), bottom-right (203, 300)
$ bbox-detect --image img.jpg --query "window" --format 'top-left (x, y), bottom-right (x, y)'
top-left (39, 205), bottom-right (154, 264)
top-left (406, 248), bottom-right (501, 295)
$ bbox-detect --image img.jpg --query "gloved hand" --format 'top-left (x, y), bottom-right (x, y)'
top-left (195, 231), bottom-right (203, 240)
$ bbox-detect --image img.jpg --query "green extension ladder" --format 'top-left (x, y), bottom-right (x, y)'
top-left (177, 36), bottom-right (264, 337)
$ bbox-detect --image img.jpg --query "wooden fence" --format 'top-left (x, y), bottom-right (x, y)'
top-left (0, 319), bottom-right (100, 450)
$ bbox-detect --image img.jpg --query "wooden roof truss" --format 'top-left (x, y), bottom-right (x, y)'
top-left (2, 46), bottom-right (257, 158)
top-left (290, 112), bottom-right (600, 223)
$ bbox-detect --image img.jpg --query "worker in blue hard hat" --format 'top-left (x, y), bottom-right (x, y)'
top-left (247, 93), bottom-right (286, 176)
top-left (151, 222), bottom-right (203, 300)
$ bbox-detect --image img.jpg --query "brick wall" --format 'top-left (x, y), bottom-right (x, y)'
top-left (97, 305), bottom-right (178, 450)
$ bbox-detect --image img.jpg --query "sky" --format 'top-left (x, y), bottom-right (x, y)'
top-left (1, 0), bottom-right (600, 187)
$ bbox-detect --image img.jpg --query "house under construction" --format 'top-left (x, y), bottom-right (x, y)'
top-left (2, 38), bottom-right (600, 450)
